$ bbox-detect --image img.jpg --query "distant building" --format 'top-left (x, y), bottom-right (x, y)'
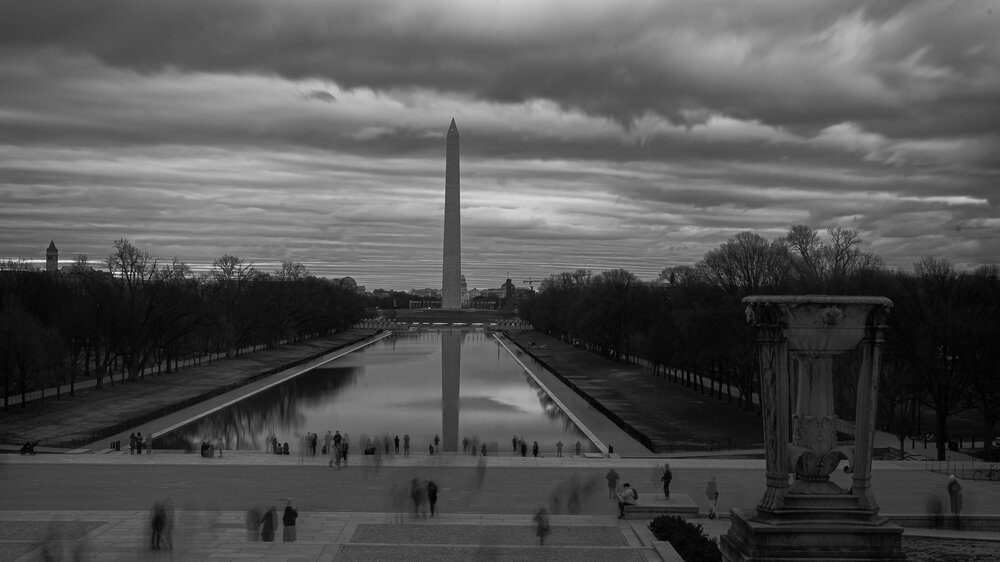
top-left (46, 240), bottom-right (58, 273)
top-left (411, 288), bottom-right (441, 298)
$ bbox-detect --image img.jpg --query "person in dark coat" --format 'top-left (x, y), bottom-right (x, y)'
top-left (427, 480), bottom-right (439, 517)
top-left (532, 441), bottom-right (539, 457)
top-left (150, 501), bottom-right (165, 550)
top-left (605, 468), bottom-right (620, 499)
top-left (260, 506), bottom-right (276, 542)
top-left (521, 441), bottom-right (527, 457)
top-left (947, 475), bottom-right (963, 515)
top-left (661, 463), bottom-right (673, 500)
top-left (282, 500), bottom-right (298, 542)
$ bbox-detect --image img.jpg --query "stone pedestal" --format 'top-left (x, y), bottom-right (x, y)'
top-left (721, 296), bottom-right (903, 561)
top-left (721, 508), bottom-right (903, 561)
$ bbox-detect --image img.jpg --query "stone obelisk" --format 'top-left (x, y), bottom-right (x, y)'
top-left (441, 118), bottom-right (462, 309)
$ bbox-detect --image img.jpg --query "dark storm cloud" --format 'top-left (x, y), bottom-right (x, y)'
top-left (3, 0), bottom-right (998, 137)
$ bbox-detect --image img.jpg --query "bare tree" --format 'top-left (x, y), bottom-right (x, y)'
top-left (105, 238), bottom-right (157, 290)
top-left (155, 257), bottom-right (193, 283)
top-left (210, 254), bottom-right (257, 284)
top-left (275, 260), bottom-right (310, 282)
top-left (697, 231), bottom-right (790, 295)
top-left (71, 254), bottom-right (90, 272)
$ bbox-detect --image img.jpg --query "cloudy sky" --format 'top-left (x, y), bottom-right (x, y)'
top-left (1, 0), bottom-right (997, 291)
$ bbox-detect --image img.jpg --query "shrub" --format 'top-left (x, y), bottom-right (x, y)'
top-left (648, 515), bottom-right (722, 562)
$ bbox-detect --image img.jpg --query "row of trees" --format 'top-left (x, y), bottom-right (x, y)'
top-left (519, 225), bottom-right (1000, 461)
top-left (0, 239), bottom-right (365, 410)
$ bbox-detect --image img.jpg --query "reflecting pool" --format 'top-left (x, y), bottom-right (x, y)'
top-left (157, 330), bottom-right (599, 454)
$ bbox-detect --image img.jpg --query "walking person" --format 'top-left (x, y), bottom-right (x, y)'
top-left (574, 441), bottom-right (582, 456)
top-left (246, 507), bottom-right (262, 541)
top-left (533, 507), bottom-right (551, 545)
top-left (403, 434), bottom-right (410, 456)
top-left (427, 480), bottom-right (439, 517)
top-left (394, 434), bottom-right (400, 454)
top-left (521, 441), bottom-right (527, 457)
top-left (129, 432), bottom-right (136, 454)
top-left (282, 499), bottom-right (298, 542)
top-left (162, 498), bottom-right (174, 550)
top-left (411, 478), bottom-right (427, 518)
top-left (705, 476), bottom-right (720, 519)
top-left (556, 440), bottom-right (563, 457)
top-left (150, 501), bottom-right (165, 550)
top-left (135, 432), bottom-right (143, 455)
top-left (661, 463), bottom-right (673, 500)
top-left (513, 435), bottom-right (518, 454)
top-left (532, 441), bottom-right (539, 457)
top-left (324, 431), bottom-right (332, 456)
top-left (947, 475), bottom-right (963, 516)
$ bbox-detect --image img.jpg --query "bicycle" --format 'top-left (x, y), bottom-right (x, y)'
top-left (971, 465), bottom-right (1000, 481)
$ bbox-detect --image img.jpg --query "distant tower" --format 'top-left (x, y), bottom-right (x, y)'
top-left (46, 240), bottom-right (59, 273)
top-left (441, 118), bottom-right (462, 309)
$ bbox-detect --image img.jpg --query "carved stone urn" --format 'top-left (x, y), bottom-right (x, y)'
top-left (720, 296), bottom-right (904, 562)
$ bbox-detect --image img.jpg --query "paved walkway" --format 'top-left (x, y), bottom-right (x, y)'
top-left (2, 452), bottom-right (999, 561)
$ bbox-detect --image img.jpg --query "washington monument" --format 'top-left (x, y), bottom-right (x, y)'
top-left (442, 118), bottom-right (462, 309)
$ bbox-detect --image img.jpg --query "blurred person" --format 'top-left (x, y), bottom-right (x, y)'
top-left (246, 506), bottom-right (262, 541)
top-left (162, 498), bottom-right (175, 549)
top-left (427, 480), bottom-right (439, 517)
top-left (605, 468), bottom-right (620, 499)
top-left (411, 478), bottom-right (427, 518)
top-left (705, 477), bottom-right (719, 519)
top-left (947, 475), bottom-right (963, 516)
top-left (282, 499), bottom-right (298, 542)
top-left (260, 505), bottom-right (276, 542)
top-left (533, 507), bottom-right (551, 545)
top-left (150, 500), bottom-right (166, 550)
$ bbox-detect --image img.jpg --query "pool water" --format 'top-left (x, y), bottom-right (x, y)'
top-left (156, 330), bottom-right (598, 455)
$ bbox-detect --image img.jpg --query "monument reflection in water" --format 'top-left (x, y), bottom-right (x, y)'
top-left (157, 330), bottom-right (597, 454)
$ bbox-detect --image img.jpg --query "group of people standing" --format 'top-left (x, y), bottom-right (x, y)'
top-left (408, 478), bottom-right (440, 518)
top-left (246, 500), bottom-right (298, 542)
top-left (511, 436), bottom-right (584, 457)
top-left (129, 431), bottom-right (149, 454)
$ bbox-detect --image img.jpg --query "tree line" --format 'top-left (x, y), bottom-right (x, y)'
top-left (0, 238), bottom-right (365, 411)
top-left (519, 225), bottom-right (1000, 461)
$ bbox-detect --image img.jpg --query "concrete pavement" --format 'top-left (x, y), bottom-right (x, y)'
top-left (2, 451), bottom-right (998, 561)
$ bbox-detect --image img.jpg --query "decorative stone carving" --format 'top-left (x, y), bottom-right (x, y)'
top-left (722, 295), bottom-right (902, 562)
